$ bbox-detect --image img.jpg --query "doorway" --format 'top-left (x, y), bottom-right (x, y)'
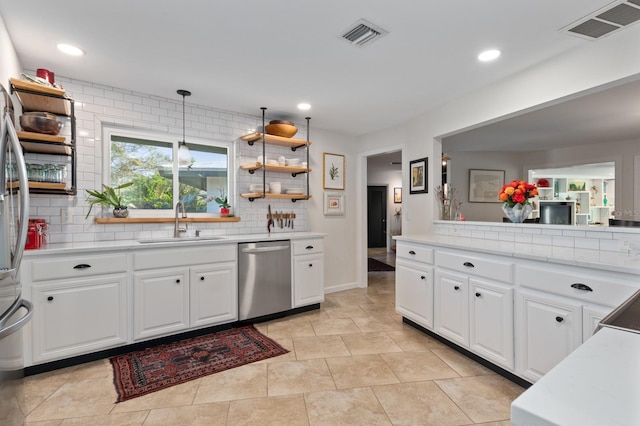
top-left (367, 186), bottom-right (387, 248)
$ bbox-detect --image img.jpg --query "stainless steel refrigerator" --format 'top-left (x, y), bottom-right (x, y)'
top-left (0, 83), bottom-right (32, 382)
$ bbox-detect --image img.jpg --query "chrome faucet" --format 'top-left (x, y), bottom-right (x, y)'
top-left (174, 201), bottom-right (187, 237)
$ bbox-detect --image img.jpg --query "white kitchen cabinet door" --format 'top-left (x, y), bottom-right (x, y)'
top-left (582, 304), bottom-right (612, 342)
top-left (516, 289), bottom-right (582, 383)
top-left (469, 278), bottom-right (514, 370)
top-left (396, 259), bottom-right (434, 329)
top-left (434, 269), bottom-right (469, 347)
top-left (32, 275), bottom-right (127, 363)
top-left (293, 253), bottom-right (324, 307)
top-left (134, 267), bottom-right (190, 340)
top-left (190, 263), bottom-right (237, 328)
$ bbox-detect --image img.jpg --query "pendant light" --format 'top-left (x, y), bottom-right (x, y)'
top-left (177, 89), bottom-right (191, 166)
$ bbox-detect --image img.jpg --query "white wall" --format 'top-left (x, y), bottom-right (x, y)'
top-left (0, 15), bottom-right (22, 103)
top-left (357, 23), bottom-right (640, 236)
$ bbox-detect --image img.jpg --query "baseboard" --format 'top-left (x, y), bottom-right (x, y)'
top-left (324, 281), bottom-right (359, 294)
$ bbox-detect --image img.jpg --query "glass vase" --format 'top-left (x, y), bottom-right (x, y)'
top-left (501, 203), bottom-right (532, 223)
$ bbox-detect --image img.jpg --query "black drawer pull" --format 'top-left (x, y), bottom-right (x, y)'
top-left (73, 264), bottom-right (92, 269)
top-left (200, 276), bottom-right (205, 281)
top-left (309, 263), bottom-right (313, 267)
top-left (420, 275), bottom-right (426, 280)
top-left (454, 285), bottom-right (460, 290)
top-left (306, 245), bottom-right (314, 250)
top-left (556, 316), bottom-right (564, 323)
top-left (463, 262), bottom-right (475, 268)
top-left (409, 250), bottom-right (416, 255)
top-left (47, 296), bottom-right (54, 301)
top-left (571, 283), bottom-right (593, 292)
top-left (475, 292), bottom-right (481, 297)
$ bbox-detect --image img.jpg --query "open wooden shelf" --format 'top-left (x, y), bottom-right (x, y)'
top-left (240, 162), bottom-right (311, 176)
top-left (9, 78), bottom-right (71, 115)
top-left (240, 192), bottom-right (311, 201)
top-left (18, 131), bottom-right (71, 155)
top-left (95, 217), bottom-right (241, 224)
top-left (7, 181), bottom-right (67, 190)
top-left (239, 132), bottom-right (311, 149)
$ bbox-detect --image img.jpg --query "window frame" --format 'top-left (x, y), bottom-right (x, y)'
top-left (102, 125), bottom-right (236, 218)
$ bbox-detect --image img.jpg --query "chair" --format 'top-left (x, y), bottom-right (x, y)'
top-left (609, 219), bottom-right (640, 227)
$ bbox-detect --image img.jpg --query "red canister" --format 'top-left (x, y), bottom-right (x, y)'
top-left (25, 222), bottom-right (39, 250)
top-left (36, 68), bottom-right (55, 85)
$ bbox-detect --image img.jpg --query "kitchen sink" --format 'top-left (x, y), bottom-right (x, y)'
top-left (137, 236), bottom-right (226, 244)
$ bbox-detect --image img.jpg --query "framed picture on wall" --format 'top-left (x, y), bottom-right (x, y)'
top-left (468, 169), bottom-right (505, 202)
top-left (394, 187), bottom-right (402, 203)
top-left (323, 192), bottom-right (345, 216)
top-left (409, 158), bottom-right (428, 194)
top-left (323, 153), bottom-right (345, 190)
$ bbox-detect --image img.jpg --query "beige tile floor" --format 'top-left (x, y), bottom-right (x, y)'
top-left (2, 267), bottom-right (523, 425)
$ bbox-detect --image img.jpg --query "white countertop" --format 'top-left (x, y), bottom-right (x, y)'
top-left (23, 232), bottom-right (326, 257)
top-left (511, 327), bottom-right (640, 426)
top-left (394, 234), bottom-right (640, 275)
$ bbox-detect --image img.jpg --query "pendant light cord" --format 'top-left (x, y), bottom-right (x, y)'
top-left (177, 89), bottom-right (191, 146)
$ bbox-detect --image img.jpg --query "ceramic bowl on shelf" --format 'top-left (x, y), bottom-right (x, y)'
top-left (285, 158), bottom-right (301, 166)
top-left (20, 112), bottom-right (62, 135)
top-left (265, 123), bottom-right (298, 138)
top-left (266, 159), bottom-right (279, 166)
top-left (249, 183), bottom-right (269, 193)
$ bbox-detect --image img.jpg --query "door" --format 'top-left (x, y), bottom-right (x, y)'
top-left (190, 263), bottom-right (237, 327)
top-left (367, 186), bottom-right (387, 248)
top-left (434, 269), bottom-right (469, 346)
top-left (396, 259), bottom-right (434, 329)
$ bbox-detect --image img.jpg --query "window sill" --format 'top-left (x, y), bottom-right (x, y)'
top-left (94, 217), bottom-right (240, 224)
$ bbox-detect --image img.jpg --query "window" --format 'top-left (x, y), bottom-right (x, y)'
top-left (103, 127), bottom-right (233, 215)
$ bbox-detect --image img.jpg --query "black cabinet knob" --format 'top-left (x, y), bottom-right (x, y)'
top-left (200, 276), bottom-right (205, 281)
top-left (556, 316), bottom-right (564, 323)
top-left (409, 250), bottom-right (416, 255)
top-left (309, 263), bottom-right (313, 267)
top-left (454, 285), bottom-right (460, 290)
top-left (475, 292), bottom-right (481, 297)
top-left (420, 275), bottom-right (426, 280)
top-left (47, 296), bottom-right (54, 301)
top-left (176, 279), bottom-right (181, 284)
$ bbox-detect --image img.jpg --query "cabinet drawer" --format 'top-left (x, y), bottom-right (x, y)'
top-left (436, 251), bottom-right (513, 283)
top-left (396, 242), bottom-right (434, 264)
top-left (292, 238), bottom-right (323, 256)
top-left (134, 244), bottom-right (236, 270)
top-left (518, 264), bottom-right (637, 307)
top-left (31, 254), bottom-right (127, 281)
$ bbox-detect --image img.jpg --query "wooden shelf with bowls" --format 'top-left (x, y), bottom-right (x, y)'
top-left (239, 132), bottom-right (311, 151)
top-left (7, 181), bottom-right (67, 191)
top-left (9, 77), bottom-right (77, 195)
top-left (240, 193), bottom-right (311, 202)
top-left (240, 162), bottom-right (311, 177)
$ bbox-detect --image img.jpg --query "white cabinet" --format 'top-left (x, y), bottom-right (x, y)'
top-left (516, 289), bottom-right (582, 383)
top-left (190, 264), bottom-right (237, 328)
top-left (395, 258), bottom-right (434, 329)
top-left (469, 279), bottom-right (514, 370)
top-left (27, 254), bottom-right (128, 363)
top-left (134, 267), bottom-right (190, 340)
top-left (31, 276), bottom-right (127, 363)
top-left (434, 269), bottom-right (469, 346)
top-left (133, 245), bottom-right (238, 340)
top-left (582, 304), bottom-right (612, 341)
top-left (292, 238), bottom-right (325, 307)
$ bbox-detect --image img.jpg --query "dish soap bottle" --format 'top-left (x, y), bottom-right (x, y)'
top-left (603, 194), bottom-right (608, 206)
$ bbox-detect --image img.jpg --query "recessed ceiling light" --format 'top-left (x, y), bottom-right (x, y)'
top-left (297, 103), bottom-right (311, 111)
top-left (57, 43), bottom-right (85, 56)
top-left (478, 49), bottom-right (501, 62)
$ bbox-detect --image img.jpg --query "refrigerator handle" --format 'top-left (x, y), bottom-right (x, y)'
top-left (5, 116), bottom-right (29, 275)
top-left (0, 298), bottom-right (33, 340)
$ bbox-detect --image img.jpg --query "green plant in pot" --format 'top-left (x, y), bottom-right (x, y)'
top-left (214, 189), bottom-right (231, 217)
top-left (85, 182), bottom-right (133, 219)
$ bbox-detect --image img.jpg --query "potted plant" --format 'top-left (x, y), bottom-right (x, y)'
top-left (214, 189), bottom-right (231, 217)
top-left (85, 182), bottom-right (133, 219)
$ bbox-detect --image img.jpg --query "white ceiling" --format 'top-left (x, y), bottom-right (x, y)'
top-left (0, 0), bottom-right (617, 136)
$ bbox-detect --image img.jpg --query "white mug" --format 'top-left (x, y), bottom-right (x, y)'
top-left (278, 156), bottom-right (286, 166)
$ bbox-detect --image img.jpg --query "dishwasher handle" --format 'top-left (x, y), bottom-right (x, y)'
top-left (241, 245), bottom-right (290, 254)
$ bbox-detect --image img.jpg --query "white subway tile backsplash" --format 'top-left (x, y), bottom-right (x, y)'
top-left (575, 238), bottom-right (600, 250)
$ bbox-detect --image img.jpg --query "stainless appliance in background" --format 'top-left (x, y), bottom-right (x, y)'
top-left (0, 83), bottom-right (32, 380)
top-left (238, 240), bottom-right (292, 321)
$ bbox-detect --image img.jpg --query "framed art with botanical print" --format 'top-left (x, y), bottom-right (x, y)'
top-left (323, 153), bottom-right (345, 190)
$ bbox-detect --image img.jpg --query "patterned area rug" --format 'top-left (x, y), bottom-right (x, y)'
top-left (110, 325), bottom-right (288, 402)
top-left (368, 257), bottom-right (396, 272)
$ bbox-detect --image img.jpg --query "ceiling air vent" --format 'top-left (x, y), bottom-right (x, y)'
top-left (341, 19), bottom-right (388, 47)
top-left (564, 1), bottom-right (640, 40)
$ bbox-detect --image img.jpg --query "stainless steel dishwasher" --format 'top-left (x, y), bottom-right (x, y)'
top-left (238, 240), bottom-right (291, 321)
